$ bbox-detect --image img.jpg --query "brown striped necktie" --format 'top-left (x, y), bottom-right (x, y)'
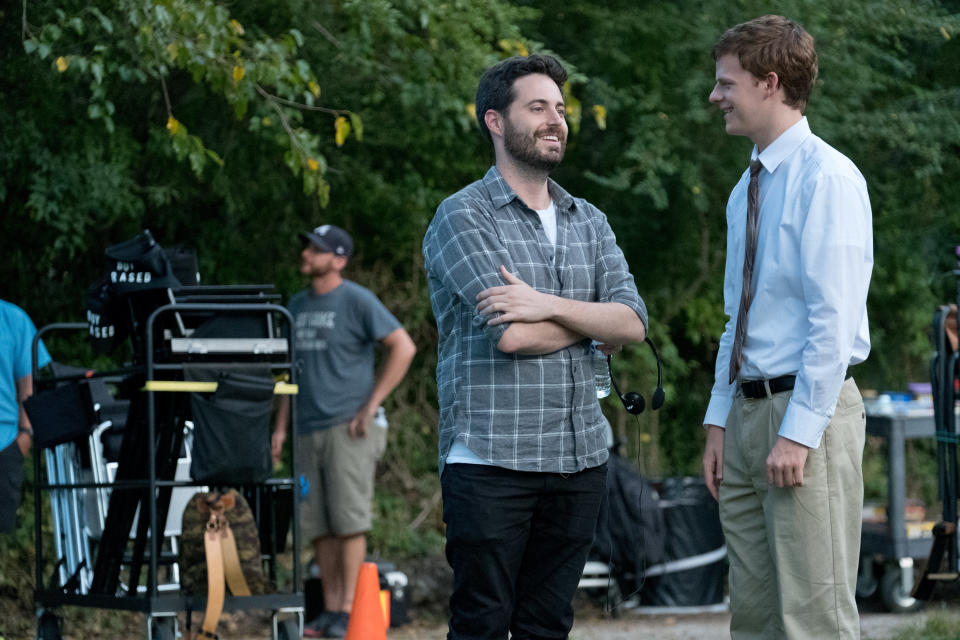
top-left (728, 159), bottom-right (764, 384)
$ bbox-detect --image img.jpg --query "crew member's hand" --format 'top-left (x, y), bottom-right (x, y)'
top-left (349, 409), bottom-right (374, 439)
top-left (15, 431), bottom-right (31, 457)
top-left (702, 425), bottom-right (725, 501)
top-left (271, 429), bottom-right (286, 465)
top-left (766, 436), bottom-right (809, 488)
top-left (476, 265), bottom-right (552, 325)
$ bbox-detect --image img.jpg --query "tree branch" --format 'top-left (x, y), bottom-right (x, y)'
top-left (312, 21), bottom-right (341, 48)
top-left (408, 489), bottom-right (442, 531)
top-left (254, 83), bottom-right (345, 116)
top-left (160, 76), bottom-right (172, 115)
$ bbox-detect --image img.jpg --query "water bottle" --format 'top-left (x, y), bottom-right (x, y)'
top-left (373, 406), bottom-right (388, 429)
top-left (592, 342), bottom-right (611, 399)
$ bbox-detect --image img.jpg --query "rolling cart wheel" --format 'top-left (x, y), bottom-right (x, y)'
top-left (855, 557), bottom-right (878, 599)
top-left (879, 568), bottom-right (924, 613)
top-left (277, 618), bottom-right (302, 640)
top-left (856, 573), bottom-right (878, 599)
top-left (150, 616), bottom-right (177, 640)
top-left (36, 611), bottom-right (63, 640)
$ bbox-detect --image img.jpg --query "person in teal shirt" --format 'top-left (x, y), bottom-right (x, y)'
top-left (0, 299), bottom-right (51, 533)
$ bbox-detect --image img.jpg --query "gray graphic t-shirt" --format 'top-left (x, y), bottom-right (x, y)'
top-left (288, 280), bottom-right (401, 432)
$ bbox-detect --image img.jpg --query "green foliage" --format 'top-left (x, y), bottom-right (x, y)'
top-left (21, 0), bottom-right (359, 201)
top-left (370, 489), bottom-right (445, 560)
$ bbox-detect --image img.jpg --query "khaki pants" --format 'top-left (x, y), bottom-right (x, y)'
top-left (720, 377), bottom-right (866, 639)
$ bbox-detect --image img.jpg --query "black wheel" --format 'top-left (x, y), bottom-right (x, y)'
top-left (36, 611), bottom-right (63, 640)
top-left (879, 567), bottom-right (924, 613)
top-left (150, 616), bottom-right (177, 640)
top-left (277, 618), bottom-right (301, 640)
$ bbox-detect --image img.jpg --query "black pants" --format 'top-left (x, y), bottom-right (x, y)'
top-left (441, 462), bottom-right (607, 640)
top-left (0, 440), bottom-right (25, 534)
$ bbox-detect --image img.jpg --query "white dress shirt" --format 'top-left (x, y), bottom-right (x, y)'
top-left (703, 117), bottom-right (873, 448)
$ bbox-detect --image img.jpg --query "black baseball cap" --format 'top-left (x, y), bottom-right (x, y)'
top-left (299, 224), bottom-right (354, 258)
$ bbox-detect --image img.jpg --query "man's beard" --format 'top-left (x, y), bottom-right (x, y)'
top-left (301, 259), bottom-right (333, 279)
top-left (503, 118), bottom-right (565, 172)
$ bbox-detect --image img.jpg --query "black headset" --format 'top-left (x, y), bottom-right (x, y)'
top-left (608, 337), bottom-right (665, 414)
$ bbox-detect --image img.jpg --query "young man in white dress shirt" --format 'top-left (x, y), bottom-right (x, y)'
top-left (700, 15), bottom-right (874, 639)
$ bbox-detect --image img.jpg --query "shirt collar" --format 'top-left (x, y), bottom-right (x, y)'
top-left (752, 116), bottom-right (811, 173)
top-left (482, 166), bottom-right (576, 213)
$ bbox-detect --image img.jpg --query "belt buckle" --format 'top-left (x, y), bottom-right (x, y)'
top-left (763, 379), bottom-right (773, 398)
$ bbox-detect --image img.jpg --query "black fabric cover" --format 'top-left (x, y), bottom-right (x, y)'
top-left (23, 378), bottom-right (95, 449)
top-left (639, 476), bottom-right (726, 607)
top-left (591, 451), bottom-right (665, 596)
top-left (191, 312), bottom-right (271, 339)
top-left (163, 244), bottom-right (200, 287)
top-left (103, 229), bottom-right (181, 294)
top-left (85, 277), bottom-right (131, 353)
top-left (85, 230), bottom-right (187, 355)
top-left (186, 366), bottom-right (273, 485)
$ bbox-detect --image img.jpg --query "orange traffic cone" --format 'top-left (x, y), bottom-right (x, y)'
top-left (345, 562), bottom-right (388, 640)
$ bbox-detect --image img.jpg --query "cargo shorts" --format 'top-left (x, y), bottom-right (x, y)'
top-left (297, 420), bottom-right (387, 539)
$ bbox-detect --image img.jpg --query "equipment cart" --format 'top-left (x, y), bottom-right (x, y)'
top-left (913, 246), bottom-right (960, 605)
top-left (29, 291), bottom-right (305, 640)
top-left (858, 410), bottom-right (937, 613)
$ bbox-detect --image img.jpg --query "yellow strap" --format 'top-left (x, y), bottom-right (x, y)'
top-left (201, 527), bottom-right (225, 639)
top-left (220, 523), bottom-right (252, 597)
top-left (142, 380), bottom-right (298, 394)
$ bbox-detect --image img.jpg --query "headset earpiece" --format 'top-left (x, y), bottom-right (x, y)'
top-left (622, 391), bottom-right (645, 415)
top-left (651, 386), bottom-right (665, 411)
top-left (607, 337), bottom-right (665, 414)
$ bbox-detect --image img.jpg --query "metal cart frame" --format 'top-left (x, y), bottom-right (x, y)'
top-left (859, 412), bottom-right (938, 612)
top-left (31, 301), bottom-right (304, 640)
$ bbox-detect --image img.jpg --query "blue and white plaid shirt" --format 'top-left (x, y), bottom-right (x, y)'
top-left (423, 167), bottom-right (647, 474)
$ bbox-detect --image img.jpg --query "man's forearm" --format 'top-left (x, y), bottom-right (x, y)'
top-left (478, 265), bottom-right (645, 352)
top-left (550, 299), bottom-right (646, 345)
top-left (363, 328), bottom-right (417, 412)
top-left (497, 320), bottom-right (584, 355)
top-left (17, 374), bottom-right (34, 424)
top-left (16, 375), bottom-right (35, 456)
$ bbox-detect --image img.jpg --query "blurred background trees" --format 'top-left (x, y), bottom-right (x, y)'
top-left (2, 0), bottom-right (959, 560)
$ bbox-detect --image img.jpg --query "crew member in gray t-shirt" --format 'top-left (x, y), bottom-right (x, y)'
top-left (272, 224), bottom-right (416, 639)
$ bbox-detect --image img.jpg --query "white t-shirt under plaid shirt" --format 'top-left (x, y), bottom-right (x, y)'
top-left (423, 167), bottom-right (648, 474)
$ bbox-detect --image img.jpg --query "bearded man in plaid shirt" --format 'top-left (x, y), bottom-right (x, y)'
top-left (423, 54), bottom-right (648, 640)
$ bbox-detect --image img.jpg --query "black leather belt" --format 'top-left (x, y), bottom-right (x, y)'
top-left (740, 371), bottom-right (852, 399)
top-left (740, 375), bottom-right (796, 399)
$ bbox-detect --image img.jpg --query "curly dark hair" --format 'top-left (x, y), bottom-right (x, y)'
top-left (475, 54), bottom-right (567, 143)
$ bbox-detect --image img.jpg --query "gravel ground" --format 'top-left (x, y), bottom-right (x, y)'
top-left (327, 608), bottom-right (938, 640)
top-left (15, 564), bottom-right (959, 639)
top-left (384, 606), bottom-right (947, 640)
top-left (206, 598), bottom-right (953, 640)
top-left (13, 599), bottom-right (952, 639)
